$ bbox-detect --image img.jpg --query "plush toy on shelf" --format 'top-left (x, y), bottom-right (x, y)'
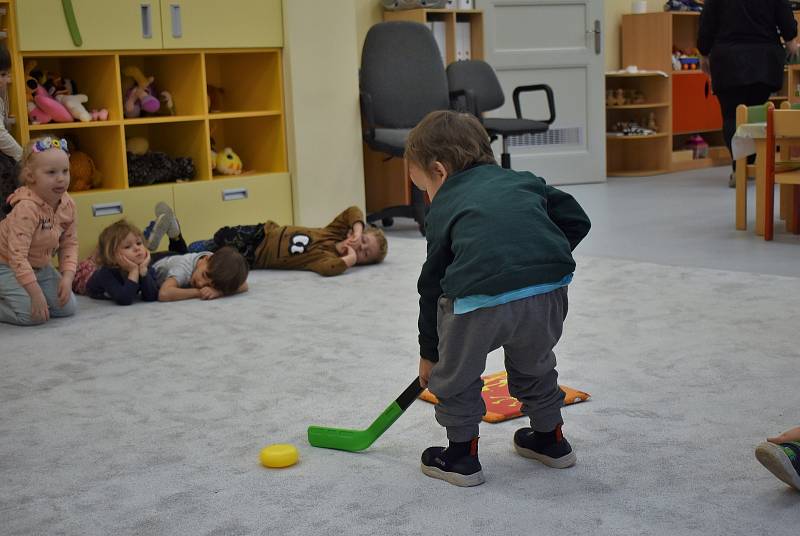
top-left (56, 94), bottom-right (91, 122)
top-left (25, 61), bottom-right (72, 124)
top-left (207, 84), bottom-right (225, 113)
top-left (123, 66), bottom-right (161, 118)
top-left (68, 150), bottom-right (102, 192)
top-left (215, 147), bottom-right (243, 175)
top-left (126, 136), bottom-right (149, 156)
top-left (127, 151), bottom-right (196, 186)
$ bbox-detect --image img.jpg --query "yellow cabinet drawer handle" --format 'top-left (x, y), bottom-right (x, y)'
top-left (92, 202), bottom-right (123, 217)
top-left (222, 188), bottom-right (248, 201)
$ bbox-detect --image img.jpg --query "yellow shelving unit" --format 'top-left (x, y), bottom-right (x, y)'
top-left (5, 0), bottom-right (288, 258)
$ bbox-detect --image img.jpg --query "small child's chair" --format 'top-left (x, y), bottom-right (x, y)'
top-left (764, 103), bottom-right (800, 240)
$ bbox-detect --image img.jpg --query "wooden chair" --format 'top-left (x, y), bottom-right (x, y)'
top-left (734, 104), bottom-right (766, 230)
top-left (764, 103), bottom-right (800, 241)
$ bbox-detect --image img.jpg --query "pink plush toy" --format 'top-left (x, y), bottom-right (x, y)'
top-left (29, 83), bottom-right (73, 123)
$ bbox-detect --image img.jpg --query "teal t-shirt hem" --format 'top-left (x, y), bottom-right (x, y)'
top-left (453, 274), bottom-right (573, 314)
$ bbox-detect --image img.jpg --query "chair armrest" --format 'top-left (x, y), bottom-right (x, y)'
top-left (449, 89), bottom-right (478, 119)
top-left (360, 90), bottom-right (376, 141)
top-left (512, 84), bottom-right (556, 124)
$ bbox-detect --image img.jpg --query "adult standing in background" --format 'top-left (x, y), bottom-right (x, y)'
top-left (698, 0), bottom-right (800, 187)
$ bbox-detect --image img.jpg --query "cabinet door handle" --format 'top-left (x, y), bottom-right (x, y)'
top-left (92, 202), bottom-right (123, 217)
top-left (140, 3), bottom-right (152, 39)
top-left (170, 4), bottom-right (182, 38)
top-left (222, 188), bottom-right (248, 201)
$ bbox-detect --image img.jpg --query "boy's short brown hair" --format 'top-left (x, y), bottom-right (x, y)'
top-left (96, 219), bottom-right (144, 269)
top-left (365, 226), bottom-right (388, 264)
top-left (404, 110), bottom-right (496, 174)
top-left (206, 246), bottom-right (249, 295)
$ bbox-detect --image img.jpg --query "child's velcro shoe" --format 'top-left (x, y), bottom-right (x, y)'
top-left (513, 424), bottom-right (577, 468)
top-left (755, 441), bottom-right (800, 491)
top-left (421, 438), bottom-right (484, 487)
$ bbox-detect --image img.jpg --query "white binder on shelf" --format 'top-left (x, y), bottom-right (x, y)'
top-left (431, 21), bottom-right (447, 66)
top-left (456, 21), bottom-right (471, 61)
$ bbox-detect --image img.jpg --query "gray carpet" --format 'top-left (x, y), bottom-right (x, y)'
top-left (1, 233), bottom-right (799, 536)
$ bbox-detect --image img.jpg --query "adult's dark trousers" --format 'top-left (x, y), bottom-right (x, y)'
top-left (715, 83), bottom-right (774, 170)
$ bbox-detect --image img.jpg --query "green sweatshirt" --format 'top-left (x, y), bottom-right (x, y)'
top-left (417, 164), bottom-right (591, 362)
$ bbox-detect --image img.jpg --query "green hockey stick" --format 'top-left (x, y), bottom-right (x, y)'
top-left (308, 377), bottom-right (423, 452)
top-left (61, 0), bottom-right (83, 47)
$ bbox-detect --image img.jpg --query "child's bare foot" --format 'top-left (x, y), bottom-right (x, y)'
top-left (768, 426), bottom-right (800, 444)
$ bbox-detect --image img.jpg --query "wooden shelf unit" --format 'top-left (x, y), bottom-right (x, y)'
top-left (6, 0), bottom-right (289, 258)
top-left (621, 11), bottom-right (731, 172)
top-left (606, 72), bottom-right (671, 177)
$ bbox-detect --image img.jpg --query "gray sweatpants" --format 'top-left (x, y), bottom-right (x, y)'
top-left (428, 287), bottom-right (568, 442)
top-left (0, 263), bottom-right (77, 326)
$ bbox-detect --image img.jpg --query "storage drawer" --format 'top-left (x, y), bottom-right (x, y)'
top-left (672, 73), bottom-right (722, 134)
top-left (17, 0), bottom-right (163, 51)
top-left (72, 185), bottom-right (175, 259)
top-left (160, 0), bottom-right (282, 49)
top-left (172, 174), bottom-right (293, 243)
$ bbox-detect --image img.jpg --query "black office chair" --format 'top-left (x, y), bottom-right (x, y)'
top-left (359, 21), bottom-right (452, 233)
top-left (446, 59), bottom-right (556, 169)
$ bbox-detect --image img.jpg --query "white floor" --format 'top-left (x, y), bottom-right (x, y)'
top-left (1, 168), bottom-right (798, 536)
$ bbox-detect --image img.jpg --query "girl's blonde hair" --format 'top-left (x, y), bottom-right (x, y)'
top-left (96, 219), bottom-right (145, 268)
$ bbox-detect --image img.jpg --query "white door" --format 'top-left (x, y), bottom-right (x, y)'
top-left (478, 0), bottom-right (606, 184)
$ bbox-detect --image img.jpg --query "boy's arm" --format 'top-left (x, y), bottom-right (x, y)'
top-left (158, 277), bottom-right (201, 302)
top-left (324, 206), bottom-right (365, 238)
top-left (417, 243), bottom-right (450, 363)
top-left (545, 185), bottom-right (591, 251)
top-left (306, 253), bottom-right (349, 276)
top-left (0, 100), bottom-right (23, 161)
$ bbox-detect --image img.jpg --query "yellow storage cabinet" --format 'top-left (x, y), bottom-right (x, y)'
top-left (73, 185), bottom-right (176, 259)
top-left (172, 174), bottom-right (292, 243)
top-left (16, 0), bottom-right (163, 51)
top-left (160, 0), bottom-right (282, 49)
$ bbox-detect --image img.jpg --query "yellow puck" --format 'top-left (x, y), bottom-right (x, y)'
top-left (260, 444), bottom-right (299, 468)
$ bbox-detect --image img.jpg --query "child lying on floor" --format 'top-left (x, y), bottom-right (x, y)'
top-left (755, 425), bottom-right (800, 491)
top-left (74, 204), bottom-right (249, 303)
top-left (175, 206), bottom-right (388, 277)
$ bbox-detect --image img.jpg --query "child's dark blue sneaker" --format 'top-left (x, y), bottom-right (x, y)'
top-left (513, 423), bottom-right (577, 468)
top-left (755, 441), bottom-right (800, 491)
top-left (421, 437), bottom-right (484, 487)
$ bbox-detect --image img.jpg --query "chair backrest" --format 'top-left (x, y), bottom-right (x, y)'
top-left (360, 21), bottom-right (450, 129)
top-left (769, 107), bottom-right (800, 138)
top-left (446, 60), bottom-right (505, 114)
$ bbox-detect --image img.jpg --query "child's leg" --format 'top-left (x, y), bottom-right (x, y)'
top-left (212, 224), bottom-right (264, 266)
top-left (167, 235), bottom-right (188, 254)
top-left (36, 265), bottom-right (77, 319)
top-left (0, 263), bottom-right (39, 325)
top-left (420, 297), bottom-right (515, 487)
top-left (504, 287), bottom-right (575, 468)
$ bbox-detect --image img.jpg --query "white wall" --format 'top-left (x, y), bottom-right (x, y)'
top-left (283, 0), bottom-right (366, 227)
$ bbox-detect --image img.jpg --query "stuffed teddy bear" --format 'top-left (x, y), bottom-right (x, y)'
top-left (68, 150), bottom-right (102, 191)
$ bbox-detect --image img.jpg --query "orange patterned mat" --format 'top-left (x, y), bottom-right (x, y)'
top-left (419, 371), bottom-right (590, 423)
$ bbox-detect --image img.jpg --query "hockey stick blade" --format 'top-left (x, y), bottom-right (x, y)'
top-left (308, 377), bottom-right (423, 452)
